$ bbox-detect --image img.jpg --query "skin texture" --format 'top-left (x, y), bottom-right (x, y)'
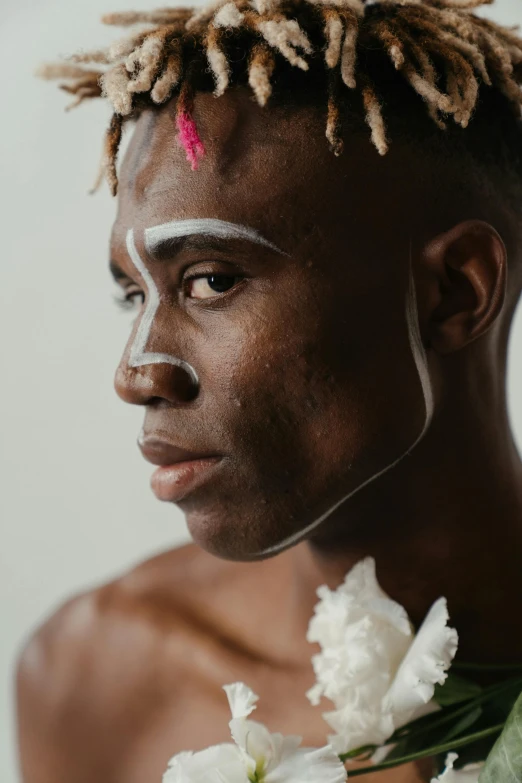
top-left (113, 92), bottom-right (432, 560)
top-left (16, 87), bottom-right (522, 783)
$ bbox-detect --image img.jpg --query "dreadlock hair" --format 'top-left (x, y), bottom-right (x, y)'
top-left (38, 0), bottom-right (522, 198)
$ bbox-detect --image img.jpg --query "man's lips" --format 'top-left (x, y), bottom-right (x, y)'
top-left (138, 437), bottom-right (220, 467)
top-left (138, 437), bottom-right (223, 502)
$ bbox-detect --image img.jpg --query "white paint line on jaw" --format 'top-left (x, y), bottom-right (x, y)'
top-left (405, 255), bottom-right (434, 437)
top-left (125, 229), bottom-right (199, 384)
top-left (259, 255), bottom-right (434, 557)
top-left (144, 218), bottom-right (288, 257)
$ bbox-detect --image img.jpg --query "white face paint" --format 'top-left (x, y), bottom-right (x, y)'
top-left (125, 229), bottom-right (199, 385)
top-left (126, 220), bottom-right (284, 380)
top-left (128, 221), bottom-right (433, 555)
top-left (144, 218), bottom-right (288, 258)
top-left (259, 257), bottom-right (434, 556)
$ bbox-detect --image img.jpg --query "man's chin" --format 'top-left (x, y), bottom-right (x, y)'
top-left (183, 505), bottom-right (306, 562)
top-left (180, 477), bottom-right (356, 561)
top-left (179, 453), bottom-right (403, 561)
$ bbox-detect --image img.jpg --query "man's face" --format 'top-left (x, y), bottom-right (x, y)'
top-left (110, 88), bottom-right (430, 560)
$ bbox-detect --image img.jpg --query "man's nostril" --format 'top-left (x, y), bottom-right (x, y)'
top-left (114, 361), bottom-right (199, 406)
top-left (170, 364), bottom-right (199, 403)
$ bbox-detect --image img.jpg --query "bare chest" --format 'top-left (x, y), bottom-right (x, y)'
top-left (100, 636), bottom-right (432, 783)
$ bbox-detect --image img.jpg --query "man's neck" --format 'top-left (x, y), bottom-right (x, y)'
top-left (287, 403), bottom-right (522, 664)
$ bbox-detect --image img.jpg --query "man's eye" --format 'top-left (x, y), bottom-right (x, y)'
top-left (114, 288), bottom-right (145, 311)
top-left (185, 274), bottom-right (242, 300)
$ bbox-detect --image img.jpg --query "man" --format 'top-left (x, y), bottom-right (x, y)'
top-left (19, 0), bottom-right (522, 780)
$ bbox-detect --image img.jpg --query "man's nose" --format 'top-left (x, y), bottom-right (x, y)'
top-left (114, 358), bottom-right (199, 406)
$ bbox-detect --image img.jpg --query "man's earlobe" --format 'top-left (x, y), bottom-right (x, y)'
top-left (422, 220), bottom-right (507, 355)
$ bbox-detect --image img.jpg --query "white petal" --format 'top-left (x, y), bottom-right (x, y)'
top-left (367, 597), bottom-right (412, 637)
top-left (229, 715), bottom-right (305, 779)
top-left (371, 744), bottom-right (395, 764)
top-left (273, 733), bottom-right (305, 766)
top-left (264, 745), bottom-right (347, 783)
top-left (265, 733), bottom-right (304, 775)
top-left (163, 744), bottom-right (248, 783)
top-left (385, 598), bottom-right (458, 728)
top-left (224, 682), bottom-right (259, 719)
top-left (164, 750), bottom-right (194, 783)
top-left (324, 703), bottom-right (395, 753)
top-left (431, 753), bottom-right (483, 782)
top-left (340, 558), bottom-right (386, 603)
top-left (229, 717), bottom-right (277, 768)
top-left (306, 683), bottom-right (324, 707)
top-left (306, 558), bottom-right (459, 754)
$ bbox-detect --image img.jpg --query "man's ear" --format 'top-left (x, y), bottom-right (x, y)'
top-left (421, 220), bottom-right (507, 354)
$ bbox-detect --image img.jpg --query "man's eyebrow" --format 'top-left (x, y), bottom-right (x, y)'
top-left (109, 259), bottom-right (129, 282)
top-left (144, 218), bottom-right (289, 258)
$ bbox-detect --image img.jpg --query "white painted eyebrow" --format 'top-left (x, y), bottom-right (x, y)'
top-left (144, 218), bottom-right (288, 257)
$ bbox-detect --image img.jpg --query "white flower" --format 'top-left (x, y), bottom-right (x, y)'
top-left (163, 745), bottom-right (247, 783)
top-left (163, 682), bottom-right (347, 783)
top-left (384, 597), bottom-right (459, 726)
top-left (432, 753), bottom-right (484, 782)
top-left (307, 558), bottom-right (458, 754)
top-left (225, 682), bottom-right (260, 719)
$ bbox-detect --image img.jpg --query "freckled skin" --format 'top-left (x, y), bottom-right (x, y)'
top-left (16, 87), bottom-right (522, 783)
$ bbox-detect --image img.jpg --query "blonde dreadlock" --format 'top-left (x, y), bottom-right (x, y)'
top-left (38, 0), bottom-right (522, 195)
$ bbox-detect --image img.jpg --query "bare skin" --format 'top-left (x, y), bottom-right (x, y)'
top-left (17, 88), bottom-right (522, 783)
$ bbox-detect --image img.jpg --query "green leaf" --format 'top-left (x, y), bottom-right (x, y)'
top-left (383, 706), bottom-right (483, 763)
top-left (479, 690), bottom-right (522, 782)
top-left (435, 672), bottom-right (483, 707)
top-left (391, 675), bottom-right (522, 745)
top-left (342, 723), bottom-right (505, 775)
top-left (439, 706), bottom-right (483, 743)
top-left (484, 683), bottom-right (522, 726)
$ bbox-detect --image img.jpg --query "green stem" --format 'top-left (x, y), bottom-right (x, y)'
top-left (340, 723), bottom-right (504, 775)
top-left (342, 745), bottom-right (378, 760)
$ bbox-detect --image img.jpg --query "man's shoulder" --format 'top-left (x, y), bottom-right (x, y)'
top-left (15, 543), bottom-right (227, 778)
top-left (16, 544), bottom-right (232, 723)
top-left (16, 541), bottom-right (291, 751)
top-left (18, 543), bottom-right (219, 685)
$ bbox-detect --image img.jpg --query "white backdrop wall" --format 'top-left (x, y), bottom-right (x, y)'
top-left (1, 1), bottom-right (522, 782)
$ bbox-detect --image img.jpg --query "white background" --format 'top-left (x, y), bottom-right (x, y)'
top-left (1, 1), bottom-right (522, 781)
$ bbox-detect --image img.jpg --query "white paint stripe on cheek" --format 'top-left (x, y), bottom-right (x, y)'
top-left (405, 262), bottom-right (434, 436)
top-left (258, 265), bottom-right (434, 557)
top-left (125, 229), bottom-right (199, 385)
top-left (144, 218), bottom-right (288, 256)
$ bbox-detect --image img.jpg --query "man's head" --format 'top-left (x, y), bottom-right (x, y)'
top-left (44, 0), bottom-right (522, 559)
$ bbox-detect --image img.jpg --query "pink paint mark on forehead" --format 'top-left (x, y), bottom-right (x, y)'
top-left (176, 107), bottom-right (205, 170)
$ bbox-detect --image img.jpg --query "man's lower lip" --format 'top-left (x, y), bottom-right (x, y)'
top-left (150, 457), bottom-right (223, 502)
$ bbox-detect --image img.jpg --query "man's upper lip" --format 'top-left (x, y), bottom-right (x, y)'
top-left (138, 437), bottom-right (221, 467)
